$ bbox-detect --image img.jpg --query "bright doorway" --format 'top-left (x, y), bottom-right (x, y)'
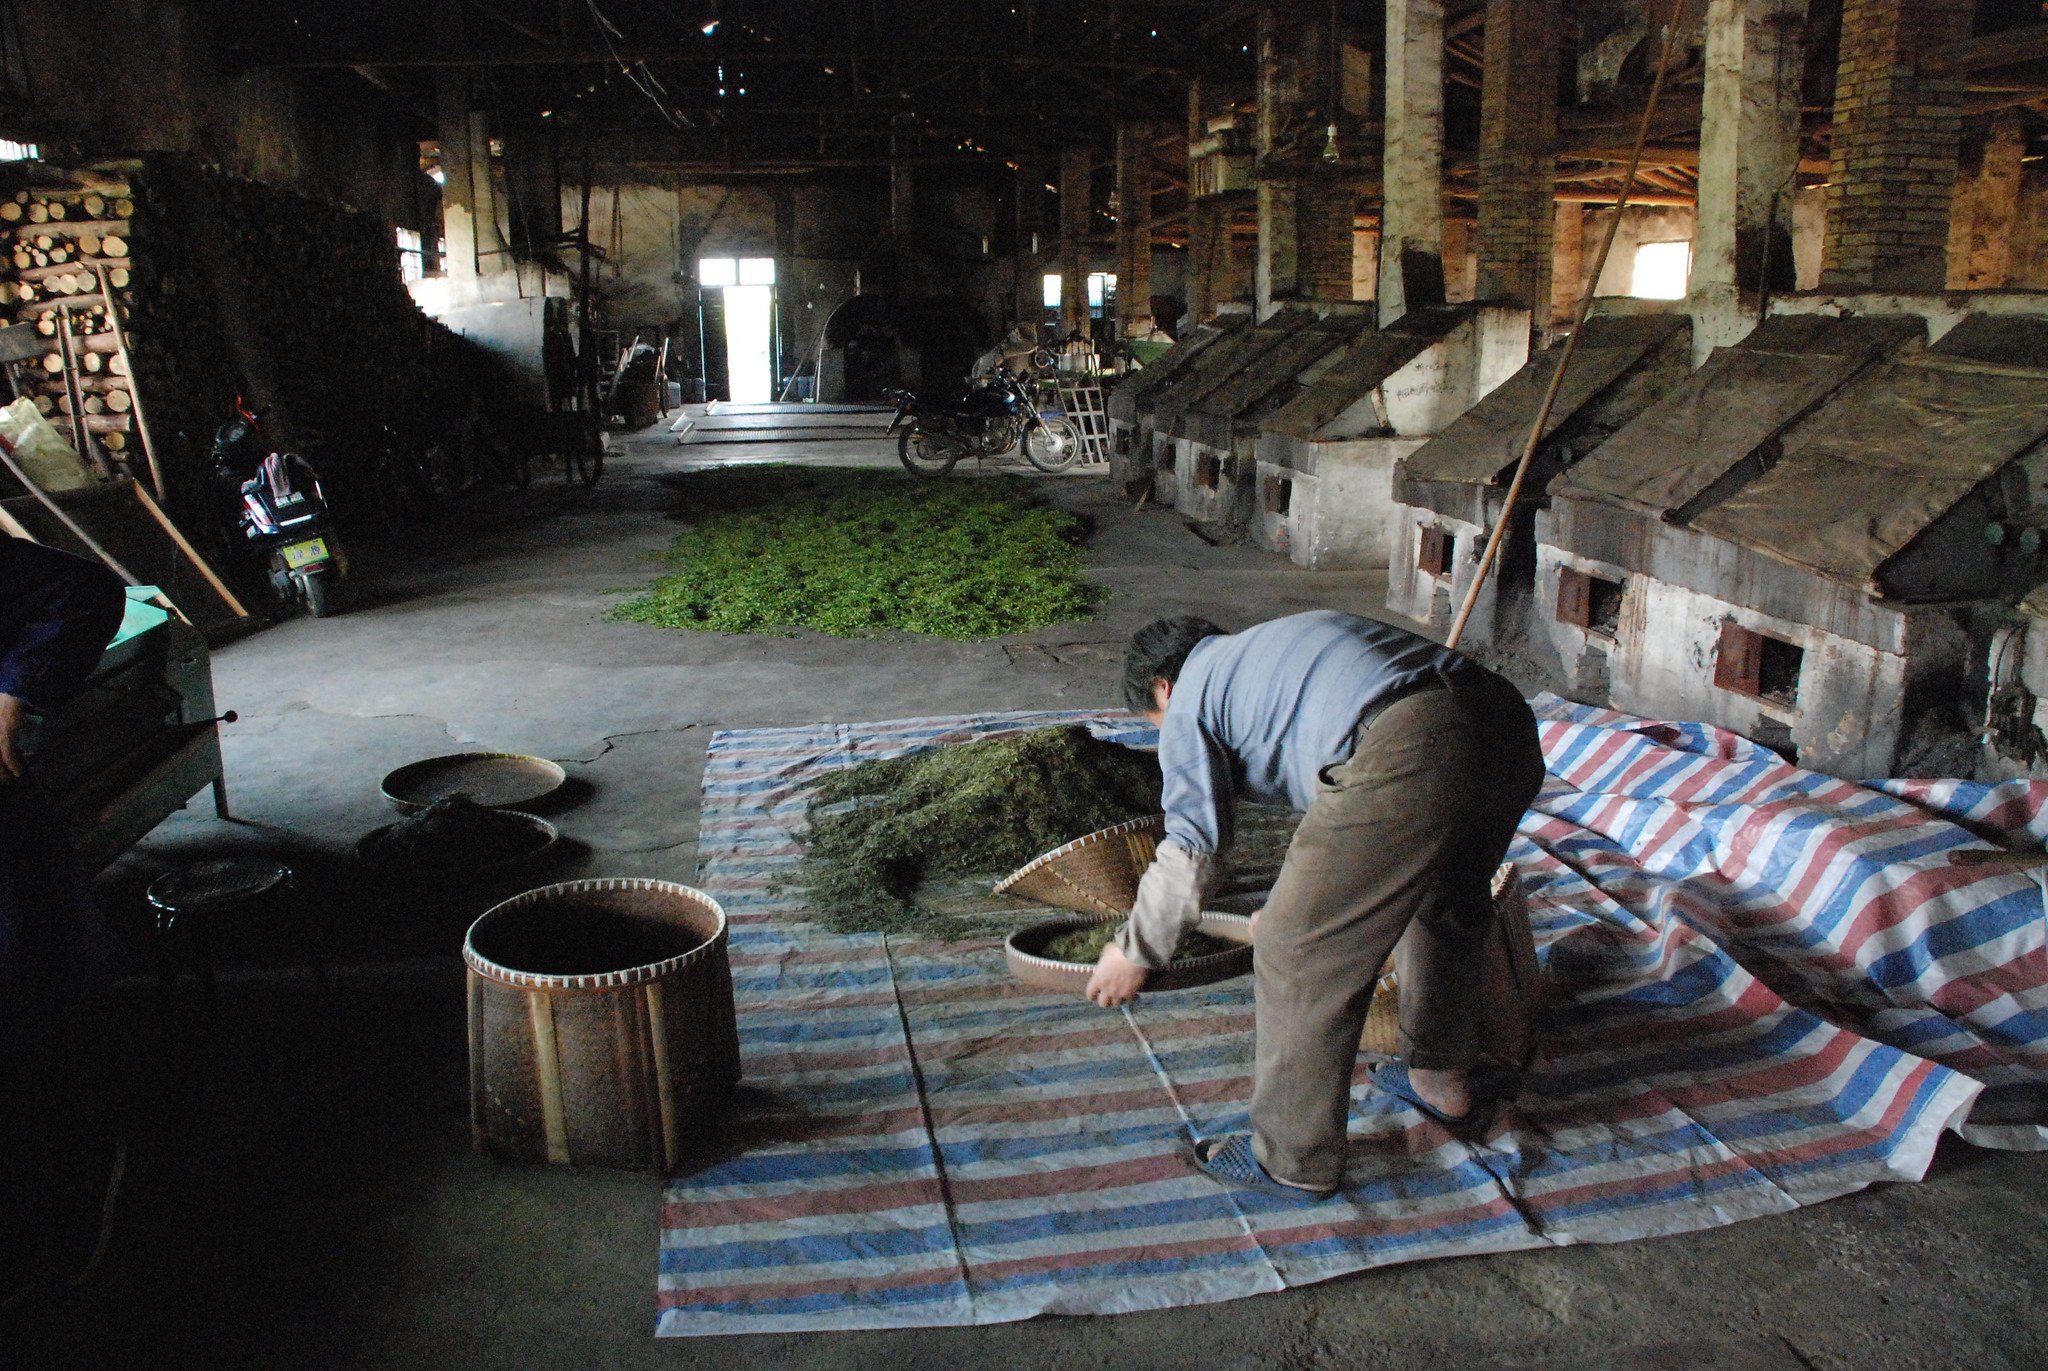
top-left (699, 257), bottom-right (778, 403)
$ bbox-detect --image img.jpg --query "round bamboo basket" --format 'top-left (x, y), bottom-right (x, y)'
top-left (992, 814), bottom-right (1166, 916)
top-left (1005, 910), bottom-right (1253, 992)
top-left (464, 879), bottom-right (740, 1172)
top-left (1359, 864), bottom-right (1540, 1066)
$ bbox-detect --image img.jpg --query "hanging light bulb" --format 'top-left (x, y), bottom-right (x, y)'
top-left (700, 2), bottom-right (720, 35)
top-left (1323, 122), bottom-right (1341, 162)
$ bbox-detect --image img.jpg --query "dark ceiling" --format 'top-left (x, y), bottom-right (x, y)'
top-left (221, 0), bottom-right (1272, 168)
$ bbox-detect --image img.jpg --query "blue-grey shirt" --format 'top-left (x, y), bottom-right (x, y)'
top-left (1158, 610), bottom-right (1478, 857)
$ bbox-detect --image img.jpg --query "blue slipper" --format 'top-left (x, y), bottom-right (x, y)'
top-left (1370, 1062), bottom-right (1500, 1138)
top-left (1190, 1134), bottom-right (1338, 1202)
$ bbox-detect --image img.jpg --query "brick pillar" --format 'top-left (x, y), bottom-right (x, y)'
top-left (1820, 0), bottom-right (1975, 291)
top-left (1475, 0), bottom-right (1560, 312)
top-left (1059, 146), bottom-right (1092, 337)
top-left (1189, 198), bottom-right (1221, 320)
top-left (1301, 176), bottom-right (1361, 301)
top-left (1948, 110), bottom-right (2027, 290)
top-left (1693, 0), bottom-right (1807, 355)
top-left (1551, 201), bottom-right (1584, 332)
top-left (1015, 160), bottom-right (1048, 327)
top-left (891, 157), bottom-right (917, 295)
top-left (1115, 123), bottom-right (1155, 334)
top-left (1380, 0), bottom-right (1446, 323)
top-left (436, 69), bottom-right (479, 282)
top-left (1257, 180), bottom-right (1301, 314)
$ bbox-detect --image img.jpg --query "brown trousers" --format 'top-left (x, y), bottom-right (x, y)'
top-left (1249, 670), bottom-right (1545, 1189)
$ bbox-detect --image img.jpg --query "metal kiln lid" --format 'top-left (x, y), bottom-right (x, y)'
top-left (1691, 314), bottom-right (2048, 592)
top-left (1551, 314), bottom-right (1925, 516)
top-left (1400, 312), bottom-right (1690, 487)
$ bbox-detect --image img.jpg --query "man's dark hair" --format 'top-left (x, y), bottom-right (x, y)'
top-left (1122, 616), bottom-right (1227, 712)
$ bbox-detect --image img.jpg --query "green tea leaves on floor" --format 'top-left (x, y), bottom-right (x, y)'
top-left (608, 467), bottom-right (1104, 640)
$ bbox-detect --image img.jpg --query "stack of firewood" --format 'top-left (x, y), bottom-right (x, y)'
top-left (3, 155), bottom-right (499, 540)
top-left (0, 175), bottom-right (140, 454)
top-left (116, 155), bottom-right (490, 526)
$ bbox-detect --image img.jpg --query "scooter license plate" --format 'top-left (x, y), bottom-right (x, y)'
top-left (281, 538), bottom-right (329, 570)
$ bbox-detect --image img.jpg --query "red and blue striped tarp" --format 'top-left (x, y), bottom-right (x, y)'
top-left (655, 700), bottom-right (2048, 1337)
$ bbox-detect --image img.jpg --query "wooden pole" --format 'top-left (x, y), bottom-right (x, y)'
top-left (93, 262), bottom-right (166, 503)
top-left (51, 305), bottom-right (106, 479)
top-left (131, 482), bottom-right (250, 618)
top-left (1444, 0), bottom-right (1690, 651)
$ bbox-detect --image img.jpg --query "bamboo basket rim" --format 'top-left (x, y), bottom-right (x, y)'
top-left (1004, 909), bottom-right (1252, 992)
top-left (991, 813), bottom-right (1167, 899)
top-left (463, 878), bottom-right (728, 993)
top-left (381, 751), bottom-right (569, 814)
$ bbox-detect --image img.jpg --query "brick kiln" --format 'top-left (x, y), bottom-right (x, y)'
top-left (1167, 306), bottom-right (1375, 533)
top-left (1387, 311), bottom-right (1692, 641)
top-left (1251, 304), bottom-right (1529, 569)
top-left (1127, 307), bottom-right (1317, 506)
top-left (1544, 311), bottom-right (2048, 777)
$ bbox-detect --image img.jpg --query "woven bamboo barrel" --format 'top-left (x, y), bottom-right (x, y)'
top-left (1360, 864), bottom-right (1540, 1069)
top-left (464, 879), bottom-right (740, 1172)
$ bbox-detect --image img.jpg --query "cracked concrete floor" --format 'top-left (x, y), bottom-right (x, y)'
top-left (9, 427), bottom-right (2048, 1370)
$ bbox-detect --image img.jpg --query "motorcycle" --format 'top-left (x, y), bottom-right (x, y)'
top-left (212, 399), bottom-right (345, 618)
top-left (886, 368), bottom-right (1086, 478)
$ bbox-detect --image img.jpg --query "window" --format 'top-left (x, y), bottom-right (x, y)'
top-left (1715, 621), bottom-right (1803, 708)
top-left (1264, 473), bottom-right (1292, 515)
top-left (1156, 443), bottom-right (1177, 473)
top-left (0, 138), bottom-right (38, 163)
top-left (1557, 567), bottom-right (1625, 639)
top-left (397, 227), bottom-right (427, 283)
top-left (700, 257), bottom-right (774, 286)
top-left (1630, 241), bottom-right (1691, 300)
top-left (1418, 526), bottom-right (1455, 578)
top-left (1043, 273), bottom-right (1063, 309)
top-left (1195, 453), bottom-right (1222, 489)
top-left (1087, 272), bottom-right (1116, 317)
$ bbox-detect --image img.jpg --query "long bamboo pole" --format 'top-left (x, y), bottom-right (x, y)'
top-left (93, 262), bottom-right (167, 503)
top-left (1445, 0), bottom-right (1691, 650)
top-left (51, 304), bottom-right (105, 480)
top-left (131, 482), bottom-right (250, 618)
top-left (0, 436), bottom-right (189, 624)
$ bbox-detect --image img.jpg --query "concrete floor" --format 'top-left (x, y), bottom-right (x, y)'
top-left (8, 424), bottom-right (2048, 1370)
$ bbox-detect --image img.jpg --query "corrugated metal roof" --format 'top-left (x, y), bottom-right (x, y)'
top-left (1189, 311), bottom-right (1374, 427)
top-left (1264, 306), bottom-right (1472, 440)
top-left (1110, 316), bottom-right (1243, 414)
top-left (1145, 310), bottom-right (1317, 429)
top-left (1551, 314), bottom-right (1924, 514)
top-left (1690, 315), bottom-right (2048, 591)
top-left (1401, 313), bottom-right (1689, 486)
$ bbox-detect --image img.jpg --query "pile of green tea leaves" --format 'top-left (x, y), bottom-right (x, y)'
top-left (1041, 922), bottom-right (1238, 965)
top-left (609, 466), bottom-right (1103, 640)
top-left (800, 725), bottom-right (1161, 936)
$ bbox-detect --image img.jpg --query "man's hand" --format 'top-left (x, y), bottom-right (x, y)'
top-left (0, 692), bottom-right (29, 782)
top-left (1085, 942), bottom-right (1148, 1008)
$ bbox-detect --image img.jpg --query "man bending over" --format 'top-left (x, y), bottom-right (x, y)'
top-left (1088, 610), bottom-right (1544, 1200)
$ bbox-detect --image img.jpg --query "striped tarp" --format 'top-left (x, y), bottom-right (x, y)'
top-left (656, 701), bottom-right (2048, 1337)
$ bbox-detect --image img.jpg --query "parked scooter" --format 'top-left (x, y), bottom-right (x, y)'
top-left (212, 398), bottom-right (345, 618)
top-left (886, 368), bottom-right (1085, 478)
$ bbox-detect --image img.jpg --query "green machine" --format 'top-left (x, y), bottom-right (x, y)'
top-left (34, 586), bottom-right (229, 872)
